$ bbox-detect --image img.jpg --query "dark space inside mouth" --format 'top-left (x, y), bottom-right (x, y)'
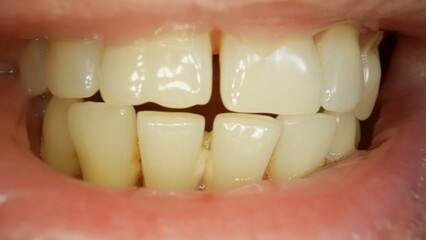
top-left (24, 32), bottom-right (398, 160)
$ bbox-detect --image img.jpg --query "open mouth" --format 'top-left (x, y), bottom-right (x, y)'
top-left (1, 0), bottom-right (426, 239)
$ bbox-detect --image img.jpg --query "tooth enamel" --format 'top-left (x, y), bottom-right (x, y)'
top-left (68, 102), bottom-right (141, 187)
top-left (220, 34), bottom-right (323, 115)
top-left (267, 113), bottom-right (336, 180)
top-left (137, 111), bottom-right (205, 190)
top-left (354, 32), bottom-right (383, 120)
top-left (205, 113), bottom-right (281, 189)
top-left (45, 39), bottom-right (104, 98)
top-left (19, 38), bottom-right (49, 96)
top-left (100, 29), bottom-right (212, 108)
top-left (324, 111), bottom-right (357, 162)
top-left (40, 96), bottom-right (82, 177)
top-left (316, 24), bottom-right (364, 112)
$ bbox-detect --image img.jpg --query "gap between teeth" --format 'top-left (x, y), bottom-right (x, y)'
top-left (21, 23), bottom-right (383, 190)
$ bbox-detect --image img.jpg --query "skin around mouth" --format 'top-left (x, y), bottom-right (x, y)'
top-left (0, 0), bottom-right (426, 239)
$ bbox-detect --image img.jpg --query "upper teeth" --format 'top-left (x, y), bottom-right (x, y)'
top-left (20, 23), bottom-right (383, 190)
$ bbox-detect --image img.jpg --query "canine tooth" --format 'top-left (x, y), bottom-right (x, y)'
top-left (354, 32), bottom-right (383, 120)
top-left (317, 24), bottom-right (364, 112)
top-left (137, 111), bottom-right (205, 190)
top-left (40, 96), bottom-right (82, 177)
top-left (325, 111), bottom-right (357, 162)
top-left (46, 39), bottom-right (104, 98)
top-left (268, 113), bottom-right (336, 180)
top-left (205, 113), bottom-right (281, 189)
top-left (100, 29), bottom-right (212, 108)
top-left (19, 38), bottom-right (49, 96)
top-left (68, 102), bottom-right (141, 187)
top-left (220, 34), bottom-right (322, 115)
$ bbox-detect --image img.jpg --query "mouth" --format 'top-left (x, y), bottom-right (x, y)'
top-left (1, 0), bottom-right (426, 239)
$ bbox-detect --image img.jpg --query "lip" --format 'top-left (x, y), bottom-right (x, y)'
top-left (0, 0), bottom-right (425, 42)
top-left (1, 0), bottom-right (426, 238)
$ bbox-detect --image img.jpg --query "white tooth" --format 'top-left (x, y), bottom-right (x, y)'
top-left (40, 96), bottom-right (82, 177)
top-left (220, 34), bottom-right (323, 115)
top-left (268, 113), bottom-right (336, 180)
top-left (68, 102), bottom-right (141, 187)
top-left (100, 28), bottom-right (212, 108)
top-left (137, 111), bottom-right (205, 190)
top-left (46, 39), bottom-right (104, 98)
top-left (354, 32), bottom-right (383, 120)
top-left (19, 38), bottom-right (49, 96)
top-left (317, 24), bottom-right (364, 112)
top-left (205, 113), bottom-right (281, 189)
top-left (324, 111), bottom-right (357, 162)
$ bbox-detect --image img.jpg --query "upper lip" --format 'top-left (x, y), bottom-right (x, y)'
top-left (1, 0), bottom-right (425, 41)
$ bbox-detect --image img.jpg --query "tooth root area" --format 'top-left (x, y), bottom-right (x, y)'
top-left (268, 113), bottom-right (337, 180)
top-left (317, 24), bottom-right (364, 112)
top-left (137, 111), bottom-right (206, 191)
top-left (46, 39), bottom-right (105, 99)
top-left (205, 113), bottom-right (281, 190)
top-left (100, 29), bottom-right (212, 108)
top-left (19, 38), bottom-right (49, 96)
top-left (68, 102), bottom-right (141, 187)
top-left (324, 111), bottom-right (358, 162)
top-left (354, 31), bottom-right (384, 120)
top-left (41, 96), bottom-right (82, 177)
top-left (220, 34), bottom-right (322, 115)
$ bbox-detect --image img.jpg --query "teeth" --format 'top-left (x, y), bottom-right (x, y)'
top-left (45, 39), bottom-right (105, 98)
top-left (220, 34), bottom-right (323, 115)
top-left (19, 38), bottom-right (49, 96)
top-left (137, 111), bottom-right (206, 190)
top-left (267, 113), bottom-right (337, 180)
top-left (68, 102), bottom-right (141, 187)
top-left (100, 28), bottom-right (212, 108)
top-left (316, 24), bottom-right (364, 112)
top-left (205, 113), bottom-right (281, 189)
top-left (40, 96), bottom-right (82, 177)
top-left (324, 111), bottom-right (357, 162)
top-left (354, 32), bottom-right (383, 120)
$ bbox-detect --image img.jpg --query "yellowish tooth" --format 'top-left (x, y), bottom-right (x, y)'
top-left (46, 39), bottom-right (104, 98)
top-left (324, 111), bottom-right (357, 162)
top-left (354, 32), bottom-right (383, 120)
top-left (40, 96), bottom-right (82, 177)
top-left (68, 102), bottom-right (141, 187)
top-left (220, 34), bottom-right (322, 115)
top-left (137, 111), bottom-right (205, 191)
top-left (100, 28), bottom-right (212, 108)
top-left (19, 38), bottom-right (49, 96)
top-left (317, 24), bottom-right (364, 112)
top-left (268, 113), bottom-right (336, 180)
top-left (205, 113), bottom-right (281, 189)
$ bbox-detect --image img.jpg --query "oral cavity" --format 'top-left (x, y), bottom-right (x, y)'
top-left (19, 23), bottom-right (383, 191)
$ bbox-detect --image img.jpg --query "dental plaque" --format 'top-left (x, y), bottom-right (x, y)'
top-left (20, 23), bottom-right (383, 191)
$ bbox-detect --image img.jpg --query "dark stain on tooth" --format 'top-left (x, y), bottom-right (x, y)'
top-left (26, 93), bottom-right (51, 158)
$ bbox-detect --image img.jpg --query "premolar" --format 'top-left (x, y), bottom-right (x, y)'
top-left (19, 38), bottom-right (49, 96)
top-left (41, 96), bottom-right (82, 177)
top-left (45, 39), bottom-right (105, 98)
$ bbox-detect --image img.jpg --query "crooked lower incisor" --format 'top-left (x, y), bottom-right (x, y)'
top-left (22, 22), bottom-right (384, 190)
